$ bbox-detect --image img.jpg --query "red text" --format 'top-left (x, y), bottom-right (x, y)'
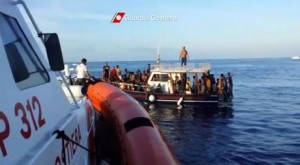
top-left (0, 111), bottom-right (10, 157)
top-left (55, 125), bottom-right (82, 165)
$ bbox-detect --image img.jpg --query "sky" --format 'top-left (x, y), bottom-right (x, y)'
top-left (23, 0), bottom-right (300, 62)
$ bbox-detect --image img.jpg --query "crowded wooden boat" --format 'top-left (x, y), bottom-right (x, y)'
top-left (101, 61), bottom-right (233, 106)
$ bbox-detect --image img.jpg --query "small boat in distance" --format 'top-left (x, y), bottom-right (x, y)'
top-left (291, 56), bottom-right (300, 60)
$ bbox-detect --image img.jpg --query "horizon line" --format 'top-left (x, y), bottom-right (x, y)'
top-left (65, 56), bottom-right (290, 63)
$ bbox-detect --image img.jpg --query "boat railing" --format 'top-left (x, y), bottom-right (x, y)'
top-left (151, 63), bottom-right (211, 73)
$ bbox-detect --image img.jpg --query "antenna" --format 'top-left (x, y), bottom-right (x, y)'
top-left (156, 44), bottom-right (160, 68)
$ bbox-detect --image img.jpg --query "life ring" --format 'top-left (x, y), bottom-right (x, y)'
top-left (148, 94), bottom-right (156, 103)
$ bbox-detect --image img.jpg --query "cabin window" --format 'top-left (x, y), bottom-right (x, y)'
top-left (152, 74), bottom-right (159, 81)
top-left (0, 13), bottom-right (49, 90)
top-left (160, 74), bottom-right (169, 82)
top-left (151, 73), bottom-right (168, 82)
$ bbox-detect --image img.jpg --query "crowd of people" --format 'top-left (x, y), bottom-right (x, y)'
top-left (74, 58), bottom-right (233, 100)
top-left (101, 62), bottom-right (151, 85)
top-left (75, 46), bottom-right (189, 86)
top-left (188, 72), bottom-right (233, 100)
top-left (161, 71), bottom-right (233, 99)
top-left (98, 62), bottom-right (233, 98)
top-left (76, 43), bottom-right (233, 100)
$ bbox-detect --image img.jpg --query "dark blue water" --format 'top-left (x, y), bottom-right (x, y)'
top-left (82, 58), bottom-right (300, 165)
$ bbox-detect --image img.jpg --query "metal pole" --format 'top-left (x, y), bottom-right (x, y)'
top-left (13, 0), bottom-right (42, 36)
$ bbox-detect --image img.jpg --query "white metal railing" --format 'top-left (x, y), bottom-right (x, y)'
top-left (151, 63), bottom-right (211, 73)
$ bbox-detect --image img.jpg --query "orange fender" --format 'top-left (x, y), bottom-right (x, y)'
top-left (87, 82), bottom-right (178, 165)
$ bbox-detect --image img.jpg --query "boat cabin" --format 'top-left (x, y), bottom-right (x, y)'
top-left (147, 63), bottom-right (211, 94)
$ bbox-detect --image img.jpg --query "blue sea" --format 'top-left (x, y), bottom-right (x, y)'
top-left (75, 58), bottom-right (300, 165)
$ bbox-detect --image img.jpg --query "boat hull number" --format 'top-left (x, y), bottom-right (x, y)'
top-left (0, 96), bottom-right (45, 157)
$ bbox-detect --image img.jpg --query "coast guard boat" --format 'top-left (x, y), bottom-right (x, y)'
top-left (0, 0), bottom-right (178, 165)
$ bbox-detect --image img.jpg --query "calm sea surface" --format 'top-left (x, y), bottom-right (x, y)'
top-left (77, 58), bottom-right (300, 165)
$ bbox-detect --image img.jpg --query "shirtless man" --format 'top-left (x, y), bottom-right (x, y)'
top-left (179, 46), bottom-right (189, 67)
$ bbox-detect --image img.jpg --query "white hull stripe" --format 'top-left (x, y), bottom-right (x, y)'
top-left (156, 99), bottom-right (219, 103)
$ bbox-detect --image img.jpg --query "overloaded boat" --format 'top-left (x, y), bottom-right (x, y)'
top-left (106, 61), bottom-right (233, 106)
top-left (0, 0), bottom-right (178, 164)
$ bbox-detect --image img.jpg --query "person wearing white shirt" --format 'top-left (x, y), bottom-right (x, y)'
top-left (76, 58), bottom-right (90, 86)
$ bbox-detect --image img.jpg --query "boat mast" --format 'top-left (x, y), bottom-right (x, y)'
top-left (156, 45), bottom-right (160, 69)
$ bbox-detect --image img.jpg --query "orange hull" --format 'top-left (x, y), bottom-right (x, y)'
top-left (87, 82), bottom-right (178, 165)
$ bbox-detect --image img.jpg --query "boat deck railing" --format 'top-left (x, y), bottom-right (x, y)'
top-left (151, 63), bottom-right (211, 73)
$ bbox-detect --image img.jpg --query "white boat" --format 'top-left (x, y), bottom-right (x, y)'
top-left (0, 0), bottom-right (178, 165)
top-left (291, 56), bottom-right (300, 60)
